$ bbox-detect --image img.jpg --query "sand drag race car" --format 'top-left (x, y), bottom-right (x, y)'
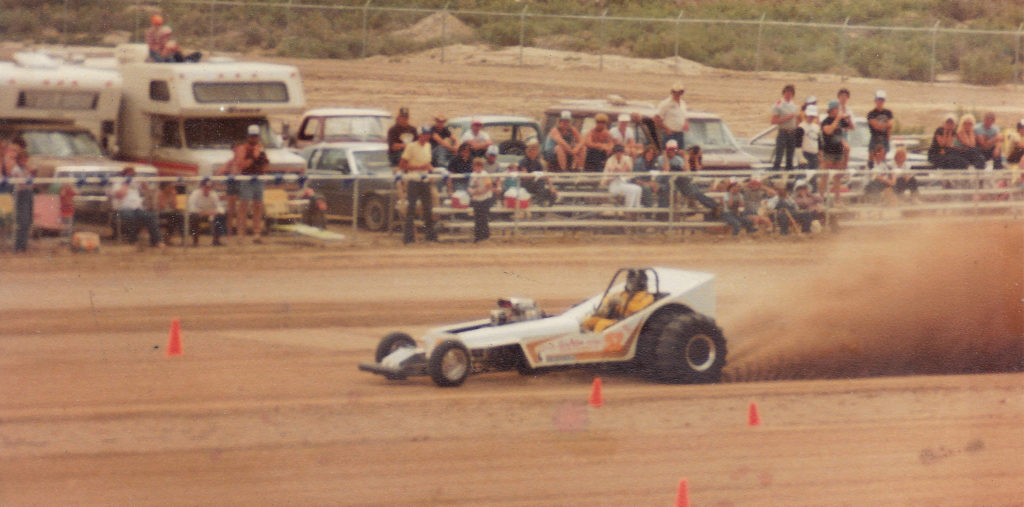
top-left (358, 267), bottom-right (727, 387)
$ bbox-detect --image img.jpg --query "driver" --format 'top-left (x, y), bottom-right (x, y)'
top-left (583, 270), bottom-right (654, 332)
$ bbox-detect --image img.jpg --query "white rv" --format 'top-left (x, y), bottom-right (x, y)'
top-left (113, 44), bottom-right (306, 178)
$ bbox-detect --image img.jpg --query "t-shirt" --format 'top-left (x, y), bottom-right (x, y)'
top-left (387, 124), bottom-right (417, 154)
top-left (928, 126), bottom-right (950, 161)
top-left (610, 126), bottom-right (636, 145)
top-left (468, 170), bottom-right (493, 201)
top-left (655, 153), bottom-right (686, 172)
top-left (771, 99), bottom-right (799, 130)
top-left (656, 97), bottom-right (687, 132)
top-left (400, 141), bottom-right (433, 171)
top-left (429, 126), bottom-right (452, 149)
top-left (821, 117), bottom-right (849, 155)
top-left (974, 124), bottom-right (1000, 149)
top-left (800, 121), bottom-right (821, 154)
top-left (518, 156), bottom-right (544, 173)
top-left (866, 108), bottom-right (894, 141)
top-left (459, 130), bottom-right (492, 145)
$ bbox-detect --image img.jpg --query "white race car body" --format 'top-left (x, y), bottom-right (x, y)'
top-left (360, 267), bottom-right (724, 386)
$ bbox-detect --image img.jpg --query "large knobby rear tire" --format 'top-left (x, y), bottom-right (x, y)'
top-left (428, 340), bottom-right (472, 387)
top-left (651, 314), bottom-right (727, 384)
top-left (375, 332), bottom-right (416, 363)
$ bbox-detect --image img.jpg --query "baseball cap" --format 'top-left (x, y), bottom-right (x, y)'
top-left (875, 89), bottom-right (886, 100)
top-left (247, 124), bottom-right (260, 136)
top-left (1017, 118), bottom-right (1024, 129)
top-left (418, 126), bottom-right (432, 135)
top-left (398, 107), bottom-right (409, 118)
top-left (471, 117), bottom-right (483, 125)
top-left (671, 81), bottom-right (685, 92)
top-left (804, 95), bottom-right (817, 104)
top-left (434, 114), bottom-right (447, 122)
top-left (665, 140), bottom-right (679, 149)
top-left (559, 110), bottom-right (571, 121)
top-left (617, 114), bottom-right (629, 123)
top-left (200, 177), bottom-right (212, 186)
top-left (805, 105), bottom-right (819, 117)
top-left (486, 145), bottom-right (499, 156)
top-left (827, 100), bottom-right (840, 111)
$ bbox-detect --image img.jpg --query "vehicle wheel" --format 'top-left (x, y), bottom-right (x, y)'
top-left (427, 340), bottom-right (471, 387)
top-left (499, 140), bottom-right (526, 157)
top-left (634, 310), bottom-right (683, 376)
top-left (650, 314), bottom-right (727, 384)
top-left (361, 196), bottom-right (388, 232)
top-left (375, 332), bottom-right (416, 363)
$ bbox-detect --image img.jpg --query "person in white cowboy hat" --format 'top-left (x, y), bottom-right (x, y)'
top-left (655, 81), bottom-right (689, 150)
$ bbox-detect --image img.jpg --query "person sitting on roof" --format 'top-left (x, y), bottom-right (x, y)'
top-left (145, 15), bottom-right (168, 62)
top-left (159, 40), bottom-right (202, 63)
top-left (583, 269), bottom-right (655, 333)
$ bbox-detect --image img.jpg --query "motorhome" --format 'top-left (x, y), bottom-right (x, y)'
top-left (112, 44), bottom-right (307, 178)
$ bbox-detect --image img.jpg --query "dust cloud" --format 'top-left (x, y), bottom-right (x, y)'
top-left (724, 221), bottom-right (1023, 381)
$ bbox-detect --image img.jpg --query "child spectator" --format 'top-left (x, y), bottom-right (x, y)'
top-left (59, 182), bottom-right (76, 245)
top-left (722, 182), bottom-right (755, 235)
top-left (157, 182), bottom-right (183, 245)
top-left (800, 105), bottom-right (821, 170)
top-left (892, 147), bottom-right (920, 204)
top-left (467, 157), bottom-right (495, 242)
top-left (863, 144), bottom-right (897, 206)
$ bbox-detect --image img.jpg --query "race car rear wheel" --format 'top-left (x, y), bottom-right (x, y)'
top-left (428, 340), bottom-right (472, 387)
top-left (651, 314), bottom-right (726, 384)
top-left (375, 332), bottom-right (416, 363)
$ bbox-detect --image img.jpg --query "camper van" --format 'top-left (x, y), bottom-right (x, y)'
top-left (113, 44), bottom-right (307, 178)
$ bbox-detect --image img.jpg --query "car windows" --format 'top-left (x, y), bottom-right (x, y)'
top-left (317, 149), bottom-right (350, 173)
top-left (322, 116), bottom-right (387, 142)
top-left (685, 119), bottom-right (733, 150)
top-left (352, 150), bottom-right (392, 176)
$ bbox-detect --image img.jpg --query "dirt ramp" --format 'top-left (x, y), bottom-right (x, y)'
top-left (724, 222), bottom-right (1023, 381)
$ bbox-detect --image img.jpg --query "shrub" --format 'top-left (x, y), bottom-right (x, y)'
top-left (959, 50), bottom-right (1016, 85)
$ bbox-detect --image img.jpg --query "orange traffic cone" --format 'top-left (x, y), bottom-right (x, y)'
top-left (588, 377), bottom-right (603, 408)
top-left (748, 402), bottom-right (761, 426)
top-left (167, 318), bottom-right (183, 357)
top-left (675, 477), bottom-right (690, 507)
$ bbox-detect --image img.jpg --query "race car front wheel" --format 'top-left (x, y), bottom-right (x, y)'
top-left (375, 332), bottom-right (416, 363)
top-left (428, 340), bottom-right (472, 387)
top-left (651, 314), bottom-right (727, 384)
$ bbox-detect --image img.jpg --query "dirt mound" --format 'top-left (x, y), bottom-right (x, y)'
top-left (724, 222), bottom-right (1024, 381)
top-left (392, 12), bottom-right (475, 43)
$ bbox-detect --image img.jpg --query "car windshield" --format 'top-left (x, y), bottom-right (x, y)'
top-left (451, 123), bottom-right (540, 146)
top-left (684, 119), bottom-right (738, 151)
top-left (184, 118), bottom-right (282, 150)
top-left (22, 130), bottom-right (104, 157)
top-left (352, 149), bottom-right (392, 176)
top-left (323, 116), bottom-right (388, 142)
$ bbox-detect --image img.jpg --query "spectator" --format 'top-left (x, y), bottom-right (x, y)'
top-left (610, 114), bottom-right (640, 157)
top-left (655, 82), bottom-right (689, 149)
top-left (655, 140), bottom-right (719, 215)
top-left (770, 84), bottom-right (799, 171)
top-left (467, 157), bottom-right (495, 243)
top-left (792, 182), bottom-right (825, 232)
top-left (1005, 119), bottom-right (1024, 169)
top-left (430, 114), bottom-right (457, 167)
top-left (686, 145), bottom-right (703, 172)
top-left (583, 113), bottom-right (615, 172)
top-left (820, 100), bottom-right (851, 197)
top-left (59, 182), bottom-right (75, 245)
top-left (974, 112), bottom-right (1004, 169)
top-left (800, 105), bottom-right (821, 170)
top-left (112, 167), bottom-right (164, 250)
top-left (446, 142), bottom-right (473, 192)
top-left (722, 182), bottom-right (755, 236)
top-left (516, 139), bottom-right (557, 206)
top-left (631, 144), bottom-right (661, 207)
top-left (863, 144), bottom-right (897, 205)
top-left (459, 118), bottom-right (492, 159)
top-left (156, 182), bottom-right (183, 245)
top-left (145, 14), bottom-right (168, 61)
top-left (399, 126), bottom-right (437, 244)
top-left (602, 144), bottom-right (642, 211)
top-left (483, 145), bottom-right (501, 173)
top-left (928, 114), bottom-right (968, 169)
top-left (1, 136), bottom-right (26, 177)
top-left (543, 110), bottom-right (584, 172)
top-left (187, 178), bottom-right (227, 246)
top-left (953, 114), bottom-right (987, 169)
top-left (8, 150), bottom-right (34, 253)
top-left (387, 107), bottom-right (416, 166)
top-left (158, 40), bottom-right (202, 63)
top-left (836, 88), bottom-right (856, 168)
top-left (766, 185), bottom-right (799, 235)
top-left (892, 147), bottom-right (920, 204)
top-left (229, 124), bottom-right (268, 243)
top-left (741, 177), bottom-right (776, 231)
top-left (866, 90), bottom-right (894, 160)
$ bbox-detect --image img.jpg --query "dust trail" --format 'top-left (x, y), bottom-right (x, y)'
top-left (723, 221), bottom-right (1023, 381)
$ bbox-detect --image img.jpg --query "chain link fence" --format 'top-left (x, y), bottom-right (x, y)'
top-left (13, 0), bottom-right (1024, 85)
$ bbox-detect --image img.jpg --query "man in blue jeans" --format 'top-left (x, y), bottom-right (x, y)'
top-left (770, 84), bottom-right (799, 171)
top-left (112, 167), bottom-right (164, 250)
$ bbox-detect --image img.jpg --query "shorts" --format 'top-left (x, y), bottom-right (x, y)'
top-left (239, 179), bottom-right (264, 201)
top-left (226, 179), bottom-right (241, 196)
top-left (822, 151), bottom-right (843, 164)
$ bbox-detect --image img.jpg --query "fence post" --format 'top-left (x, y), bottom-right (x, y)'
top-left (674, 10), bottom-right (684, 59)
top-left (599, 9), bottom-right (608, 72)
top-left (441, 2), bottom-right (449, 64)
top-left (1016, 23), bottom-right (1023, 84)
top-left (930, 21), bottom-right (940, 83)
top-left (839, 17), bottom-right (849, 82)
top-left (519, 5), bottom-right (528, 66)
top-left (361, 0), bottom-right (372, 58)
top-left (755, 13), bottom-right (766, 75)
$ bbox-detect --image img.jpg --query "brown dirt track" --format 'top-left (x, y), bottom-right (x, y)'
top-left (3, 53), bottom-right (1024, 505)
